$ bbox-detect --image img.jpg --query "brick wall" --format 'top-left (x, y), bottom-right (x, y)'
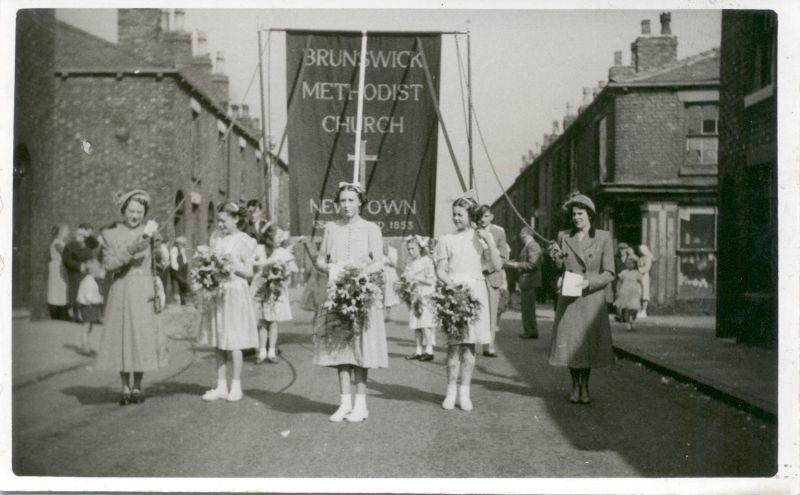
top-left (13, 10), bottom-right (56, 310)
top-left (614, 90), bottom-right (685, 183)
top-left (717, 10), bottom-right (777, 347)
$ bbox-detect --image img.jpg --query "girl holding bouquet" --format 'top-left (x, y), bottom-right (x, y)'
top-left (201, 202), bottom-right (259, 402)
top-left (314, 182), bottom-right (388, 423)
top-left (253, 228), bottom-right (298, 364)
top-left (402, 235), bottom-right (436, 362)
top-left (433, 195), bottom-right (502, 411)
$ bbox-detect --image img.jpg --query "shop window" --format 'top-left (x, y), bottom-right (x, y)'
top-left (677, 206), bottom-right (717, 298)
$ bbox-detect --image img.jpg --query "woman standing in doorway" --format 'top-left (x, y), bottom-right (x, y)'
top-left (547, 192), bottom-right (615, 405)
top-left (47, 224), bottom-right (70, 320)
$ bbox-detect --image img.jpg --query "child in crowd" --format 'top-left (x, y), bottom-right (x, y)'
top-left (77, 258), bottom-right (105, 355)
top-left (614, 257), bottom-right (642, 331)
top-left (253, 229), bottom-right (298, 364)
top-left (402, 235), bottom-right (436, 362)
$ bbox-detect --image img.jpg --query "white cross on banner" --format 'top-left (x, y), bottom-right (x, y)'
top-left (347, 139), bottom-right (378, 187)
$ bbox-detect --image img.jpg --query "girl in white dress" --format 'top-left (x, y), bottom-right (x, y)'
top-left (201, 202), bottom-right (259, 402)
top-left (433, 197), bottom-right (502, 411)
top-left (253, 228), bottom-right (298, 364)
top-left (402, 235), bottom-right (436, 362)
top-left (47, 224), bottom-right (70, 320)
top-left (383, 241), bottom-right (401, 312)
top-left (314, 183), bottom-right (388, 423)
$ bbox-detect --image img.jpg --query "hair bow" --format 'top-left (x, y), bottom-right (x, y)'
top-left (405, 235), bottom-right (430, 248)
top-left (338, 181), bottom-right (364, 193)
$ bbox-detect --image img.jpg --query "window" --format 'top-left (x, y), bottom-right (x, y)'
top-left (685, 104), bottom-right (718, 166)
top-left (174, 191), bottom-right (185, 235)
top-left (677, 206), bottom-right (717, 298)
top-left (207, 202), bottom-right (216, 235)
top-left (191, 110), bottom-right (201, 181)
top-left (750, 12), bottom-right (777, 94)
top-left (597, 117), bottom-right (608, 182)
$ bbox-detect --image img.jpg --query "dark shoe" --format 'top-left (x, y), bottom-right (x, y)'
top-left (579, 396), bottom-right (592, 405)
top-left (419, 353), bottom-right (434, 362)
top-left (255, 356), bottom-right (267, 364)
top-left (405, 353), bottom-right (423, 360)
top-left (131, 390), bottom-right (145, 404)
top-left (483, 351), bottom-right (498, 358)
top-left (267, 356), bottom-right (279, 364)
top-left (518, 333), bottom-right (538, 339)
top-left (569, 391), bottom-right (580, 404)
top-left (119, 392), bottom-right (132, 406)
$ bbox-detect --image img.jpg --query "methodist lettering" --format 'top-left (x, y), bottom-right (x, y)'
top-left (302, 81), bottom-right (424, 102)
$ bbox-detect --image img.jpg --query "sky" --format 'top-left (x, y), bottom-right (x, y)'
top-left (56, 8), bottom-right (721, 235)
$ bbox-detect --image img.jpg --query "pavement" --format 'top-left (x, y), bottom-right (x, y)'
top-left (9, 291), bottom-right (778, 477)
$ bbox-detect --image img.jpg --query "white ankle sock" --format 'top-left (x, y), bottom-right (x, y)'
top-left (216, 379), bottom-right (228, 392)
top-left (330, 394), bottom-right (352, 422)
top-left (425, 345), bottom-right (433, 354)
top-left (459, 385), bottom-right (473, 411)
top-left (442, 384), bottom-right (457, 409)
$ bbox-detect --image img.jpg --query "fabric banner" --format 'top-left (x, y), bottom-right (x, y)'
top-left (286, 31), bottom-right (441, 237)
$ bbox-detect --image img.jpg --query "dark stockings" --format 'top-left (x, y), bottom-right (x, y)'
top-left (568, 367), bottom-right (592, 403)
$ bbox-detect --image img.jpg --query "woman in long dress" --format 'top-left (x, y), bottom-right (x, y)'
top-left (313, 183), bottom-right (388, 423)
top-left (201, 202), bottom-right (259, 402)
top-left (47, 224), bottom-right (70, 320)
top-left (546, 192), bottom-right (615, 405)
top-left (96, 190), bottom-right (168, 405)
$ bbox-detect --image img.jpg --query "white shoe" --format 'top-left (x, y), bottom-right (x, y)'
top-left (442, 394), bottom-right (456, 410)
top-left (226, 383), bottom-right (243, 402)
top-left (345, 406), bottom-right (368, 422)
top-left (202, 387), bottom-right (228, 402)
top-left (459, 386), bottom-right (473, 411)
top-left (329, 403), bottom-right (352, 422)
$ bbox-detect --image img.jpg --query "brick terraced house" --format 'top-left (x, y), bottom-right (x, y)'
top-left (492, 13), bottom-right (720, 312)
top-left (13, 9), bottom-right (289, 317)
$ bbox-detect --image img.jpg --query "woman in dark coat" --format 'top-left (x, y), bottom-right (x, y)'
top-left (547, 192), bottom-right (615, 404)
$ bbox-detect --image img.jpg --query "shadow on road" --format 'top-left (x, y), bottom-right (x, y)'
top-left (246, 389), bottom-right (332, 416)
top-left (61, 382), bottom-right (209, 405)
top-left (496, 319), bottom-right (777, 477)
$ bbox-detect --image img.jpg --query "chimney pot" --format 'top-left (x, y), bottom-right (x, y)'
top-left (253, 118), bottom-right (260, 130)
top-left (566, 102), bottom-right (573, 114)
top-left (599, 80), bottom-right (606, 88)
top-left (614, 50), bottom-right (623, 66)
top-left (660, 12), bottom-right (672, 35)
top-left (582, 87), bottom-right (592, 104)
top-left (231, 104), bottom-right (240, 117)
top-left (174, 9), bottom-right (185, 31)
top-left (242, 104), bottom-right (250, 117)
top-left (552, 120), bottom-right (560, 134)
top-left (160, 9), bottom-right (170, 31)
top-left (196, 31), bottom-right (208, 56)
top-left (215, 51), bottom-right (225, 74)
top-left (641, 19), bottom-right (651, 35)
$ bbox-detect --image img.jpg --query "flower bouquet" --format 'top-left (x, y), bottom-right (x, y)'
top-left (395, 274), bottom-right (424, 318)
top-left (322, 264), bottom-right (384, 341)
top-left (431, 281), bottom-right (482, 341)
top-left (189, 246), bottom-right (233, 298)
top-left (254, 260), bottom-right (291, 302)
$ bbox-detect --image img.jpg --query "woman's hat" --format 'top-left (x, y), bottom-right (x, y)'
top-left (561, 191), bottom-right (596, 215)
top-left (114, 189), bottom-right (151, 213)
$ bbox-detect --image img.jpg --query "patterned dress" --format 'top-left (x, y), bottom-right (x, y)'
top-left (403, 256), bottom-right (437, 330)
top-left (433, 229), bottom-right (493, 345)
top-left (199, 231), bottom-right (259, 351)
top-left (313, 218), bottom-right (388, 369)
top-left (95, 224), bottom-right (168, 372)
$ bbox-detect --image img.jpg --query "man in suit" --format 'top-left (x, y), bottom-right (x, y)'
top-left (476, 205), bottom-right (510, 357)
top-left (505, 227), bottom-right (543, 338)
top-left (170, 236), bottom-right (191, 305)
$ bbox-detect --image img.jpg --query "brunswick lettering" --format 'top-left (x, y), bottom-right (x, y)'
top-left (303, 48), bottom-right (424, 69)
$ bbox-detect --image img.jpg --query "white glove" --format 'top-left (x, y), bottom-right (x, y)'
top-left (143, 220), bottom-right (159, 237)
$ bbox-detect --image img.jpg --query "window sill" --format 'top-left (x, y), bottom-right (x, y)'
top-left (744, 84), bottom-right (774, 108)
top-left (679, 164), bottom-right (718, 177)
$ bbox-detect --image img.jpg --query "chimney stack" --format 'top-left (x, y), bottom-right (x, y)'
top-left (160, 9), bottom-right (170, 31)
top-left (552, 120), bottom-right (560, 135)
top-left (241, 104), bottom-right (250, 118)
top-left (660, 12), bottom-right (672, 35)
top-left (196, 31), bottom-right (208, 56)
top-left (614, 50), bottom-right (623, 66)
top-left (631, 14), bottom-right (677, 72)
top-left (173, 9), bottom-right (185, 31)
top-left (253, 118), bottom-right (260, 131)
top-left (118, 9), bottom-right (164, 65)
top-left (215, 51), bottom-right (225, 74)
top-left (563, 102), bottom-right (577, 130)
top-left (231, 104), bottom-right (240, 118)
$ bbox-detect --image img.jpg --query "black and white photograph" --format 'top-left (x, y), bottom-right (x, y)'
top-left (2, 1), bottom-right (799, 493)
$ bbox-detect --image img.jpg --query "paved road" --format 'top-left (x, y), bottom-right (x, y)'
top-left (13, 306), bottom-right (776, 477)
